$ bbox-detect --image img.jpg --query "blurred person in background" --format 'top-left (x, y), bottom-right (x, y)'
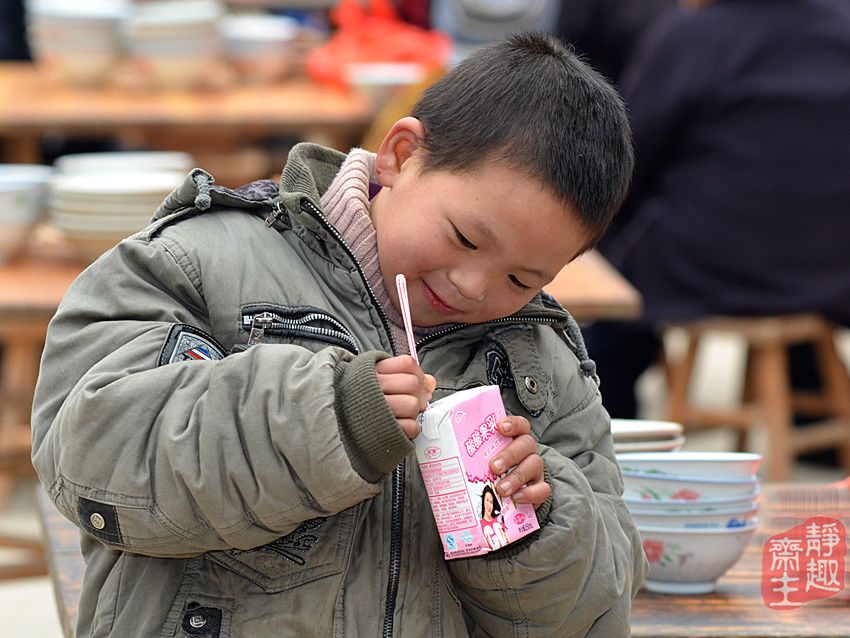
top-left (0, 0), bottom-right (30, 60)
top-left (555, 0), bottom-right (676, 85)
top-left (584, 0), bottom-right (850, 420)
top-left (425, 0), bottom-right (674, 78)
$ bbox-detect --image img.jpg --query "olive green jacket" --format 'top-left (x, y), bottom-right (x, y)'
top-left (31, 143), bottom-right (646, 637)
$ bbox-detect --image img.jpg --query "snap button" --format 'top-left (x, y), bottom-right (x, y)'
top-left (89, 513), bottom-right (106, 530)
top-left (189, 614), bottom-right (207, 629)
top-left (524, 376), bottom-right (539, 394)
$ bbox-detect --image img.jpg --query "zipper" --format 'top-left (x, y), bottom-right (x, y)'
top-left (293, 199), bottom-right (405, 636)
top-left (271, 200), bottom-right (565, 636)
top-left (416, 314), bottom-right (565, 350)
top-left (242, 308), bottom-right (360, 354)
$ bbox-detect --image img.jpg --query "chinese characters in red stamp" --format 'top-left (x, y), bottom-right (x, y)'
top-left (762, 516), bottom-right (846, 608)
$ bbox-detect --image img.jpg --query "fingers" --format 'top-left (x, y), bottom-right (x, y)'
top-left (375, 354), bottom-right (425, 376)
top-left (396, 418), bottom-right (422, 440)
top-left (376, 356), bottom-right (433, 406)
top-left (489, 416), bottom-right (532, 474)
top-left (375, 355), bottom-right (434, 440)
top-left (489, 416), bottom-right (549, 507)
top-left (424, 374), bottom-right (437, 395)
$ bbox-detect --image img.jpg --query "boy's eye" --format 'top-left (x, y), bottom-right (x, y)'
top-left (453, 226), bottom-right (477, 250)
top-left (509, 274), bottom-right (531, 290)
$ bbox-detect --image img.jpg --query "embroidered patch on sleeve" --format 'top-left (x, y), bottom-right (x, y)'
top-left (158, 324), bottom-right (226, 366)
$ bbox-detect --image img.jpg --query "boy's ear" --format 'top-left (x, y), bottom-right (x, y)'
top-left (374, 117), bottom-right (426, 187)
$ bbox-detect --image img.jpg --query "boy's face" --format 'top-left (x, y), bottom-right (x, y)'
top-left (371, 151), bottom-right (590, 328)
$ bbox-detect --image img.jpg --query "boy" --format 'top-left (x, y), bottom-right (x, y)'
top-left (32, 34), bottom-right (645, 637)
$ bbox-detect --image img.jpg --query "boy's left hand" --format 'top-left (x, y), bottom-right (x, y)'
top-left (489, 415), bottom-right (550, 508)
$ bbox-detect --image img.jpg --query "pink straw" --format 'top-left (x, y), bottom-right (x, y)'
top-left (395, 274), bottom-right (421, 365)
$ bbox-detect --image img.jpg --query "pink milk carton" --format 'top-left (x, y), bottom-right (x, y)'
top-left (414, 385), bottom-right (540, 560)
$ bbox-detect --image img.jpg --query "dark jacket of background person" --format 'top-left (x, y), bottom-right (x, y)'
top-left (0, 0), bottom-right (30, 60)
top-left (554, 0), bottom-right (676, 84)
top-left (600, 0), bottom-right (850, 327)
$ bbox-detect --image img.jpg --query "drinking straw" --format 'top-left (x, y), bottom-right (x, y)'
top-left (395, 273), bottom-right (420, 365)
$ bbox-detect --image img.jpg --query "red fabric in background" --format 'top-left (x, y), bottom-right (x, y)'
top-left (307, 0), bottom-right (449, 89)
top-left (397, 0), bottom-right (431, 29)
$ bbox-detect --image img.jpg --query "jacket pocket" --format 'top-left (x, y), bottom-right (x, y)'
top-left (240, 304), bottom-right (360, 354)
top-left (206, 507), bottom-right (356, 593)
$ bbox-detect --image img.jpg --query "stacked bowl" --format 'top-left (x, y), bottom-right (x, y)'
top-left (48, 151), bottom-right (192, 262)
top-left (125, 0), bottom-right (224, 89)
top-left (611, 419), bottom-right (685, 454)
top-left (219, 13), bottom-right (299, 84)
top-left (25, 0), bottom-right (128, 86)
top-left (0, 164), bottom-right (55, 262)
top-left (617, 451), bottom-right (763, 594)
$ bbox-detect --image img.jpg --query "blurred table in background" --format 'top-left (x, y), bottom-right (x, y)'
top-left (631, 483), bottom-right (850, 637)
top-left (544, 249), bottom-right (642, 323)
top-left (0, 62), bottom-right (377, 165)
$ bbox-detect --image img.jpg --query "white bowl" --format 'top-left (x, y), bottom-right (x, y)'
top-left (622, 471), bottom-right (760, 501)
top-left (611, 418), bottom-right (684, 442)
top-left (614, 436), bottom-right (685, 454)
top-left (346, 62), bottom-right (427, 104)
top-left (55, 151), bottom-right (193, 175)
top-left (0, 164), bottom-right (54, 262)
top-left (220, 15), bottom-right (299, 83)
top-left (0, 164), bottom-right (54, 186)
top-left (36, 49), bottom-right (121, 86)
top-left (630, 503), bottom-right (759, 529)
top-left (638, 522), bottom-right (758, 594)
top-left (624, 485), bottom-right (761, 511)
top-left (51, 171), bottom-right (183, 196)
top-left (616, 451), bottom-right (763, 480)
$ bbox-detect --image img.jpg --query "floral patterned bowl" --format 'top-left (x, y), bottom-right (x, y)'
top-left (624, 485), bottom-right (761, 510)
top-left (622, 470), bottom-right (759, 501)
top-left (638, 522), bottom-right (759, 594)
top-left (631, 503), bottom-right (759, 529)
top-left (616, 451), bottom-right (762, 480)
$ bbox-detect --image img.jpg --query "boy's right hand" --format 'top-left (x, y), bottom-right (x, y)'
top-left (375, 355), bottom-right (436, 439)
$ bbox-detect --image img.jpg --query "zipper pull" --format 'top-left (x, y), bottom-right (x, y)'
top-left (247, 312), bottom-right (276, 346)
top-left (265, 200), bottom-right (285, 227)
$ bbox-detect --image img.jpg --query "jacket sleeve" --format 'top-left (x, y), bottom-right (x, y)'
top-left (447, 338), bottom-right (647, 637)
top-left (31, 235), bottom-right (410, 557)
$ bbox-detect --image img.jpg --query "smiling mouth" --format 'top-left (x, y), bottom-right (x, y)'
top-left (422, 282), bottom-right (457, 315)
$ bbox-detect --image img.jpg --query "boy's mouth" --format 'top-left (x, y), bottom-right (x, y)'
top-left (422, 282), bottom-right (457, 315)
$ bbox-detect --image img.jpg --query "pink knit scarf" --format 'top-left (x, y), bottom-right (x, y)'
top-left (321, 148), bottom-right (435, 354)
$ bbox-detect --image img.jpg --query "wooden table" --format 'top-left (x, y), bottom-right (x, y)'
top-left (544, 249), bottom-right (642, 322)
top-left (36, 482), bottom-right (850, 638)
top-left (0, 62), bottom-right (377, 163)
top-left (632, 483), bottom-right (850, 637)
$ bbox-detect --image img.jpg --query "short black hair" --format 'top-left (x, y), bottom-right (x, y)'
top-left (411, 32), bottom-right (633, 247)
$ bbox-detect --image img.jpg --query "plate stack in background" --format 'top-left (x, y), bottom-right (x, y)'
top-left (48, 151), bottom-right (193, 263)
top-left (611, 419), bottom-right (685, 454)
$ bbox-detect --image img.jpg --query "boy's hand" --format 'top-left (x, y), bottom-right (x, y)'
top-left (375, 355), bottom-right (436, 440)
top-left (490, 416), bottom-right (550, 508)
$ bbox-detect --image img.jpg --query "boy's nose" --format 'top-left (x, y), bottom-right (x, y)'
top-left (450, 270), bottom-right (488, 303)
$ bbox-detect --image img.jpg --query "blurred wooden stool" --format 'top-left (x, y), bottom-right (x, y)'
top-left (662, 314), bottom-right (850, 480)
top-left (0, 321), bottom-right (48, 579)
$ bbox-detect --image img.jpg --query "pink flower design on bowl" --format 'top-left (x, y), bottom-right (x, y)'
top-left (670, 489), bottom-right (701, 501)
top-left (643, 539), bottom-right (665, 563)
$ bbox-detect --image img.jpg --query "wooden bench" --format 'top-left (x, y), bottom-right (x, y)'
top-left (663, 314), bottom-right (850, 480)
